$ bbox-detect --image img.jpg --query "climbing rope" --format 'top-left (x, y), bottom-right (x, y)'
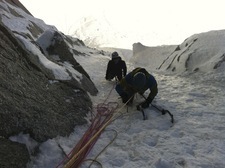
top-left (55, 82), bottom-right (129, 168)
top-left (61, 102), bottom-right (120, 168)
top-left (55, 84), bottom-right (174, 167)
top-left (85, 128), bottom-right (118, 168)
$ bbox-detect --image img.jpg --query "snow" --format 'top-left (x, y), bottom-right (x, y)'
top-left (17, 34), bottom-right (72, 80)
top-left (24, 47), bottom-right (225, 168)
top-left (158, 30), bottom-right (225, 73)
top-left (0, 0), bottom-right (56, 40)
top-left (1, 1), bottom-right (225, 168)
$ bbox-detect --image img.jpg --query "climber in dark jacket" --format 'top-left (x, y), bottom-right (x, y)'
top-left (115, 67), bottom-right (158, 109)
top-left (105, 51), bottom-right (127, 81)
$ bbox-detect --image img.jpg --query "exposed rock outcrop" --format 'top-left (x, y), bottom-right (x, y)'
top-left (36, 30), bottom-right (98, 96)
top-left (0, 0), bottom-right (120, 166)
top-left (0, 137), bottom-right (30, 168)
top-left (0, 2), bottom-right (97, 168)
top-left (0, 22), bottom-right (93, 142)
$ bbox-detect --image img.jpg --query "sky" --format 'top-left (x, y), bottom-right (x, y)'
top-left (2, 1), bottom-right (225, 167)
top-left (19, 0), bottom-right (225, 48)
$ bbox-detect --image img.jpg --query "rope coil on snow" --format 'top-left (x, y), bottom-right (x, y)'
top-left (61, 102), bottom-right (119, 168)
top-left (55, 82), bottom-right (127, 168)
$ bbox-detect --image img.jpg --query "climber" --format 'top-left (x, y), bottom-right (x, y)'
top-left (105, 51), bottom-right (127, 81)
top-left (115, 67), bottom-right (158, 109)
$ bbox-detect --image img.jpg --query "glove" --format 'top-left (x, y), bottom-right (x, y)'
top-left (141, 101), bottom-right (150, 109)
top-left (136, 101), bottom-right (150, 110)
top-left (106, 73), bottom-right (115, 81)
top-left (121, 93), bottom-right (129, 103)
top-left (105, 76), bottom-right (111, 81)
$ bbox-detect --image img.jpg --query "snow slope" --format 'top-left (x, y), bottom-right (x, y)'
top-left (157, 30), bottom-right (225, 73)
top-left (28, 33), bottom-right (225, 167)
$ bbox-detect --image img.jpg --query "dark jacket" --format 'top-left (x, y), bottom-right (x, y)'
top-left (115, 67), bottom-right (158, 103)
top-left (105, 56), bottom-right (127, 81)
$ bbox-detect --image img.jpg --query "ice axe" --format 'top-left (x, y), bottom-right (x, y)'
top-left (151, 104), bottom-right (174, 123)
top-left (139, 94), bottom-right (174, 123)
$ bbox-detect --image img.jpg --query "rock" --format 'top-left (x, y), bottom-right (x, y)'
top-left (0, 137), bottom-right (30, 168)
top-left (36, 30), bottom-right (98, 96)
top-left (0, 0), bottom-right (101, 166)
top-left (0, 21), bottom-right (92, 142)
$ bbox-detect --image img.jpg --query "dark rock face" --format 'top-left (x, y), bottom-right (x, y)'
top-left (0, 20), bottom-right (94, 167)
top-left (0, 22), bottom-right (93, 142)
top-left (0, 0), bottom-right (101, 166)
top-left (0, 137), bottom-right (30, 168)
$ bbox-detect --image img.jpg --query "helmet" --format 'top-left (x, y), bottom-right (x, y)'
top-left (133, 72), bottom-right (146, 89)
top-left (111, 51), bottom-right (119, 59)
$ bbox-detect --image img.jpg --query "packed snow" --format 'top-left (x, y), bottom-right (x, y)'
top-left (1, 1), bottom-right (225, 168)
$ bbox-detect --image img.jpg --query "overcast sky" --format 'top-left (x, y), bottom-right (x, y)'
top-left (20, 0), bottom-right (225, 47)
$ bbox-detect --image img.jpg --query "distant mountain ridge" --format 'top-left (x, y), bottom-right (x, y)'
top-left (71, 15), bottom-right (132, 49)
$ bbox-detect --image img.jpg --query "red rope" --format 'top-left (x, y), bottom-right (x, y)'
top-left (56, 84), bottom-right (118, 168)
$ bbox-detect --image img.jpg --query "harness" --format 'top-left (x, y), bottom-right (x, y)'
top-left (130, 67), bottom-right (150, 78)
